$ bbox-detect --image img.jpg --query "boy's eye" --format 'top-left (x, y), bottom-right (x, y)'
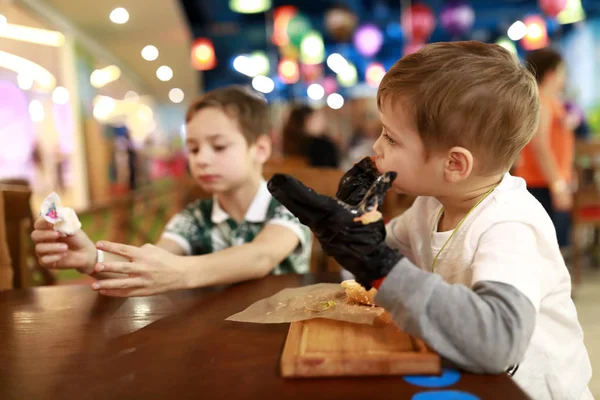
top-left (383, 134), bottom-right (396, 145)
top-left (213, 145), bottom-right (228, 151)
top-left (188, 148), bottom-right (199, 154)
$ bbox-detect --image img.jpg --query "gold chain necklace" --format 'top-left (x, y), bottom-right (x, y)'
top-left (431, 186), bottom-right (497, 272)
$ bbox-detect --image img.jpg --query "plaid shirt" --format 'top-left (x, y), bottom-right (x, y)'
top-left (161, 181), bottom-right (311, 275)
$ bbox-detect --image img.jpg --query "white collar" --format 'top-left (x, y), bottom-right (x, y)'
top-left (211, 180), bottom-right (272, 224)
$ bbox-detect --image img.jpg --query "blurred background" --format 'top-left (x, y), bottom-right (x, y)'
top-left (0, 0), bottom-right (599, 394)
top-left (1, 0), bottom-right (599, 211)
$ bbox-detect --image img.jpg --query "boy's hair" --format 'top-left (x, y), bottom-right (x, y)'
top-left (525, 48), bottom-right (564, 84)
top-left (378, 41), bottom-right (539, 174)
top-left (186, 86), bottom-right (270, 144)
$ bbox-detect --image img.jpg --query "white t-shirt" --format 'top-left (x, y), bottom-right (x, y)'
top-left (386, 173), bottom-right (593, 400)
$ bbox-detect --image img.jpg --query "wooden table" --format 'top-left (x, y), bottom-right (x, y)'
top-left (0, 273), bottom-right (531, 400)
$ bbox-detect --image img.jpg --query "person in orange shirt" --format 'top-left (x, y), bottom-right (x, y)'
top-left (514, 48), bottom-right (579, 249)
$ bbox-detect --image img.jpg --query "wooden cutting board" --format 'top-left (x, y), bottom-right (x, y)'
top-left (281, 317), bottom-right (440, 378)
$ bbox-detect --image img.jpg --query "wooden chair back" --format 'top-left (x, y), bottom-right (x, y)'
top-left (0, 192), bottom-right (13, 290)
top-left (570, 140), bottom-right (600, 284)
top-left (0, 184), bottom-right (36, 288)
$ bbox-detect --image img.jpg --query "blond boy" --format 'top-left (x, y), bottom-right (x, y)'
top-left (270, 42), bottom-right (592, 399)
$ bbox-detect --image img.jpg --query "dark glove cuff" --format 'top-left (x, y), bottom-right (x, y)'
top-left (353, 246), bottom-right (402, 289)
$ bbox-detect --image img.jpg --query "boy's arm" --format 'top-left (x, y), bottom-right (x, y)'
top-left (376, 222), bottom-right (540, 374)
top-left (184, 224), bottom-right (300, 288)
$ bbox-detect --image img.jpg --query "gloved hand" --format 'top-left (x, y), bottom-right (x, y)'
top-left (267, 168), bottom-right (403, 290)
top-left (336, 157), bottom-right (381, 206)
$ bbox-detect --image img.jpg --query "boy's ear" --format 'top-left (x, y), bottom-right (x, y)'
top-left (252, 134), bottom-right (272, 164)
top-left (443, 146), bottom-right (473, 183)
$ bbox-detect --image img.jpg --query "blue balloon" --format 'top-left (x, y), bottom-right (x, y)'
top-left (386, 21), bottom-right (404, 40)
top-left (546, 18), bottom-right (560, 34)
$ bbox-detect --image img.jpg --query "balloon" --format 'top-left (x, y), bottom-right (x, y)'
top-left (279, 43), bottom-right (299, 60)
top-left (300, 63), bottom-right (323, 83)
top-left (325, 6), bottom-right (357, 42)
top-left (440, 1), bottom-right (475, 36)
top-left (353, 24), bottom-right (384, 57)
top-left (401, 4), bottom-right (436, 42)
top-left (273, 6), bottom-right (297, 46)
top-left (539, 0), bottom-right (567, 18)
top-left (545, 17), bottom-right (560, 34)
top-left (287, 13), bottom-right (311, 48)
top-left (322, 76), bottom-right (338, 95)
top-left (403, 42), bottom-right (425, 57)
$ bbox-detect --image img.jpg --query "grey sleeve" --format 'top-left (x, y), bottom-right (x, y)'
top-left (375, 259), bottom-right (536, 374)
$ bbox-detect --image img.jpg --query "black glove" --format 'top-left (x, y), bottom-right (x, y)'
top-left (336, 157), bottom-right (381, 206)
top-left (267, 169), bottom-right (403, 290)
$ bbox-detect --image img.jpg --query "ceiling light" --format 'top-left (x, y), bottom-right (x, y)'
top-left (52, 86), bottom-right (69, 104)
top-left (93, 96), bottom-right (116, 120)
top-left (124, 91), bottom-right (139, 102)
top-left (230, 0), bottom-right (271, 14)
top-left (137, 105), bottom-right (153, 121)
top-left (156, 66), bottom-right (173, 81)
top-left (17, 73), bottom-right (34, 90)
top-left (307, 83), bottom-right (324, 100)
top-left (0, 23), bottom-right (65, 47)
top-left (29, 100), bottom-right (45, 122)
top-left (326, 53), bottom-right (348, 74)
top-left (90, 65), bottom-right (121, 88)
top-left (169, 88), bottom-right (184, 103)
top-left (0, 14), bottom-right (7, 28)
top-left (252, 75), bottom-right (274, 94)
top-left (110, 8), bottom-right (129, 24)
top-left (0, 50), bottom-right (56, 90)
top-left (327, 93), bottom-right (344, 110)
top-left (507, 21), bottom-right (527, 41)
top-left (141, 45), bottom-right (158, 61)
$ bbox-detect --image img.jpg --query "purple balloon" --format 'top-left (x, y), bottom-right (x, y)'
top-left (440, 1), bottom-right (475, 37)
top-left (353, 24), bottom-right (384, 58)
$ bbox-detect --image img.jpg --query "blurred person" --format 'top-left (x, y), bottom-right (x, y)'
top-left (341, 108), bottom-right (381, 170)
top-left (282, 105), bottom-right (341, 168)
top-left (514, 48), bottom-right (577, 251)
top-left (271, 42), bottom-right (592, 400)
top-left (31, 86), bottom-right (312, 297)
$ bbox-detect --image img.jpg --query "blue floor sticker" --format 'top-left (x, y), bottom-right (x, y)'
top-left (412, 391), bottom-right (481, 400)
top-left (403, 369), bottom-right (461, 388)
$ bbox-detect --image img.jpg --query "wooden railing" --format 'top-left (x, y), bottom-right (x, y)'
top-left (78, 177), bottom-right (200, 246)
top-left (76, 166), bottom-right (415, 274)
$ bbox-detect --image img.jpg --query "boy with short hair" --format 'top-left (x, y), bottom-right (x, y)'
top-left (269, 42), bottom-right (592, 399)
top-left (31, 86), bottom-right (312, 297)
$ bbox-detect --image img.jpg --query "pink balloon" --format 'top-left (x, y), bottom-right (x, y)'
top-left (353, 24), bottom-right (384, 57)
top-left (403, 42), bottom-right (425, 57)
top-left (539, 0), bottom-right (567, 17)
top-left (440, 1), bottom-right (475, 36)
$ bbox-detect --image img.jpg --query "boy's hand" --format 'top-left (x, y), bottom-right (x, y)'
top-left (31, 217), bottom-right (97, 274)
top-left (90, 242), bottom-right (186, 297)
top-left (268, 171), bottom-right (402, 289)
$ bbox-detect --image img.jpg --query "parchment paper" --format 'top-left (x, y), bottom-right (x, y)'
top-left (226, 283), bottom-right (385, 325)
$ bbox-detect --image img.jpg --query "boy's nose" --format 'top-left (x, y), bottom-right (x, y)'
top-left (372, 136), bottom-right (383, 156)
